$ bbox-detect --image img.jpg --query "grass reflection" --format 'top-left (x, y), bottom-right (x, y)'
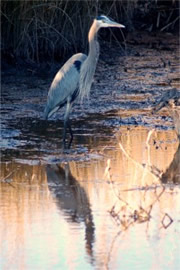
top-left (0, 127), bottom-right (179, 270)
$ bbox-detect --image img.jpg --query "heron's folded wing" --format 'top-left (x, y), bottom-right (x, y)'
top-left (44, 53), bottom-right (87, 118)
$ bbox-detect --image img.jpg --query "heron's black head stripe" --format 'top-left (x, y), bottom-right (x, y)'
top-left (96, 15), bottom-right (106, 21)
top-left (74, 60), bottom-right (81, 72)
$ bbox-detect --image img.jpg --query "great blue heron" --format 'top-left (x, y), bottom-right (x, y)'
top-left (44, 15), bottom-right (125, 147)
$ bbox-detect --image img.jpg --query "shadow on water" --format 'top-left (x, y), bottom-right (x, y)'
top-left (152, 88), bottom-right (180, 183)
top-left (161, 143), bottom-right (180, 183)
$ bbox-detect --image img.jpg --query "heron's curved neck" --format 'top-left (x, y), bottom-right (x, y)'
top-left (78, 20), bottom-right (100, 102)
top-left (88, 20), bottom-right (100, 61)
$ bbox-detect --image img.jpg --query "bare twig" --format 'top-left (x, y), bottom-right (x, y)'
top-left (161, 213), bottom-right (173, 229)
top-left (119, 140), bottom-right (159, 181)
top-left (0, 170), bottom-right (16, 188)
top-left (161, 16), bottom-right (180, 31)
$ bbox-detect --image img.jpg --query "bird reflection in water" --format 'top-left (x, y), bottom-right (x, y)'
top-left (46, 163), bottom-right (95, 261)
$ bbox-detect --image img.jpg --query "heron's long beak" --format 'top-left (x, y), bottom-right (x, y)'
top-left (108, 21), bottom-right (125, 28)
top-left (109, 22), bottom-right (125, 28)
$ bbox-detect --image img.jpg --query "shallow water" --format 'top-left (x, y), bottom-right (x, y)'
top-left (1, 32), bottom-right (180, 269)
top-left (1, 126), bottom-right (180, 270)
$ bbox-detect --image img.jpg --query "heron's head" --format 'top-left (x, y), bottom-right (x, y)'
top-left (95, 15), bottom-right (125, 29)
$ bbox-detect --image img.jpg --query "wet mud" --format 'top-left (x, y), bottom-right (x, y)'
top-left (1, 32), bottom-right (179, 162)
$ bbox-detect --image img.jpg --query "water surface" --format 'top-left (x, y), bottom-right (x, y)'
top-left (1, 32), bottom-right (180, 269)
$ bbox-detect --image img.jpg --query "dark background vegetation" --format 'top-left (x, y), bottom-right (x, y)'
top-left (1, 0), bottom-right (179, 68)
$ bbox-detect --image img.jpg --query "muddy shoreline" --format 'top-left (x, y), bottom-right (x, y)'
top-left (1, 31), bottom-right (180, 162)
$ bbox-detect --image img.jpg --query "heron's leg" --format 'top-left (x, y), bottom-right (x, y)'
top-left (63, 101), bottom-right (73, 146)
top-left (68, 122), bottom-right (73, 137)
top-left (67, 120), bottom-right (73, 146)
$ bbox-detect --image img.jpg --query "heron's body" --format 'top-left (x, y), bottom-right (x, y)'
top-left (44, 15), bottom-right (125, 147)
top-left (44, 53), bottom-right (87, 119)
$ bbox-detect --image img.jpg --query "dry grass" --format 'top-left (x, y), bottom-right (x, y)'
top-left (1, 0), bottom-right (179, 64)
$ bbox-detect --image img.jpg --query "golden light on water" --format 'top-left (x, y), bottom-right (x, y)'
top-left (0, 127), bottom-right (179, 269)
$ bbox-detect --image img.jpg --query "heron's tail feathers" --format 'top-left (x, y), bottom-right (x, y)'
top-left (44, 105), bottom-right (50, 120)
top-left (44, 105), bottom-right (59, 120)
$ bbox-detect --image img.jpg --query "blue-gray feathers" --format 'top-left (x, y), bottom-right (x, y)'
top-left (44, 53), bottom-right (87, 119)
